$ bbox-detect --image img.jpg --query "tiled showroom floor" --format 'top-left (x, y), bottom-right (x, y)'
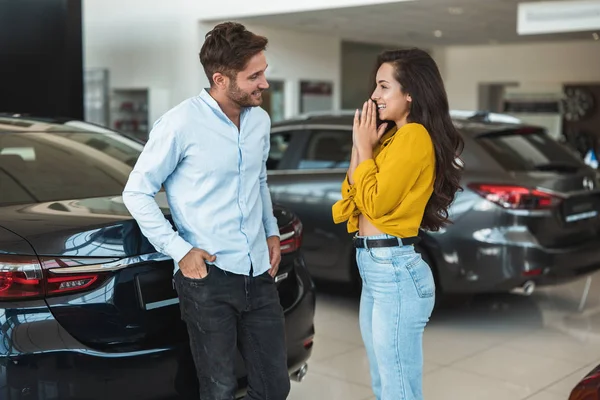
top-left (289, 271), bottom-right (600, 400)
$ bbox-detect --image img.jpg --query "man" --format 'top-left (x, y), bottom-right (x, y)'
top-left (122, 22), bottom-right (290, 400)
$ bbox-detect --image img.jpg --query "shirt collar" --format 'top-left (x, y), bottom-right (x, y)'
top-left (380, 125), bottom-right (398, 144)
top-left (199, 89), bottom-right (251, 118)
top-left (199, 89), bottom-right (221, 111)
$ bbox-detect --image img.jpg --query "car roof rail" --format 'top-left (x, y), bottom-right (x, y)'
top-left (294, 109), bottom-right (522, 124)
top-left (450, 109), bottom-right (522, 124)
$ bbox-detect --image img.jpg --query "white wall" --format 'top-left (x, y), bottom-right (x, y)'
top-left (83, 0), bottom-right (341, 125)
top-left (241, 25), bottom-right (341, 117)
top-left (85, 0), bottom-right (600, 125)
top-left (433, 40), bottom-right (600, 110)
top-left (83, 0), bottom-right (204, 124)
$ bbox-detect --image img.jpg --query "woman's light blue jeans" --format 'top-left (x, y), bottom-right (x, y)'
top-left (356, 234), bottom-right (436, 400)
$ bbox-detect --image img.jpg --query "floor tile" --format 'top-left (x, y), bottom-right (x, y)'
top-left (525, 390), bottom-right (568, 400)
top-left (545, 361), bottom-right (598, 396)
top-left (288, 371), bottom-right (373, 400)
top-left (310, 347), bottom-right (372, 387)
top-left (311, 346), bottom-right (443, 388)
top-left (309, 334), bottom-right (361, 362)
top-left (306, 271), bottom-right (600, 400)
top-left (424, 367), bottom-right (530, 400)
top-left (314, 313), bottom-right (365, 346)
top-left (452, 346), bottom-right (583, 394)
top-left (504, 328), bottom-right (600, 364)
top-left (423, 328), bottom-right (497, 366)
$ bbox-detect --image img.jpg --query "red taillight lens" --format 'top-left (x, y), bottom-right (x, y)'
top-left (0, 256), bottom-right (107, 300)
top-left (303, 336), bottom-right (314, 349)
top-left (46, 274), bottom-right (100, 295)
top-left (0, 256), bottom-right (45, 300)
top-left (280, 217), bottom-right (303, 254)
top-left (468, 183), bottom-right (561, 210)
top-left (581, 370), bottom-right (600, 385)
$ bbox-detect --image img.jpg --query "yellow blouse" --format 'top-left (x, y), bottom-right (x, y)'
top-left (332, 123), bottom-right (435, 238)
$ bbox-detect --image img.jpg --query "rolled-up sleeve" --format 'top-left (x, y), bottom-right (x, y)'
top-left (332, 175), bottom-right (359, 224)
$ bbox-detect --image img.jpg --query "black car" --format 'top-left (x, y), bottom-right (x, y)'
top-left (0, 116), bottom-right (315, 399)
top-left (266, 111), bottom-right (600, 296)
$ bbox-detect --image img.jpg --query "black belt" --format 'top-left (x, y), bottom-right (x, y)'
top-left (353, 236), bottom-right (420, 248)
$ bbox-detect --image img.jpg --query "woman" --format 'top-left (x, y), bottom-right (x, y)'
top-left (332, 48), bottom-right (464, 400)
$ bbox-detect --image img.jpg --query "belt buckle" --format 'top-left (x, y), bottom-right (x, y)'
top-left (353, 236), bottom-right (364, 248)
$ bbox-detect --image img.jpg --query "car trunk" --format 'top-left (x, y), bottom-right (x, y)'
top-left (513, 171), bottom-right (600, 247)
top-left (0, 194), bottom-right (302, 353)
top-left (475, 127), bottom-right (600, 248)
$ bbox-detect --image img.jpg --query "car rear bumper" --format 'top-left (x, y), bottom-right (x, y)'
top-left (0, 261), bottom-right (316, 400)
top-left (436, 236), bottom-right (600, 294)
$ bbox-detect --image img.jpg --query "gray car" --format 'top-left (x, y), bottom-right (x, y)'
top-left (266, 111), bottom-right (600, 296)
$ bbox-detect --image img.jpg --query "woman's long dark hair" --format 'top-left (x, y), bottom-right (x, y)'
top-left (374, 48), bottom-right (464, 231)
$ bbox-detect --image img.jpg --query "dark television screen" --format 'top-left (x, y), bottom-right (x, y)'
top-left (0, 0), bottom-right (83, 119)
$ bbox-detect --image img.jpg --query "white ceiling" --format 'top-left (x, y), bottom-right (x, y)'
top-left (231, 0), bottom-right (599, 47)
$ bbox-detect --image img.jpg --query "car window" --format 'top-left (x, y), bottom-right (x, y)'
top-left (0, 131), bottom-right (143, 206)
top-left (299, 130), bottom-right (352, 170)
top-left (476, 131), bottom-right (582, 172)
top-left (267, 132), bottom-right (293, 170)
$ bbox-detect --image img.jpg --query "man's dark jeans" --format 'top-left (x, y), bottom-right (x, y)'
top-left (174, 264), bottom-right (290, 400)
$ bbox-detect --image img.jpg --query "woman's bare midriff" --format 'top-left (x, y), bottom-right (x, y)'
top-left (358, 214), bottom-right (385, 237)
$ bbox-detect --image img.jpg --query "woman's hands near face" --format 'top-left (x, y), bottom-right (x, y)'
top-left (353, 100), bottom-right (388, 152)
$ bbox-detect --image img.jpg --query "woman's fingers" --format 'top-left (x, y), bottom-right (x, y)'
top-left (377, 123), bottom-right (389, 139)
top-left (361, 101), bottom-right (368, 126)
top-left (366, 100), bottom-right (373, 128)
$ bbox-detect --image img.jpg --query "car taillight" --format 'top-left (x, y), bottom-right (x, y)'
top-left (468, 183), bottom-right (561, 210)
top-left (46, 274), bottom-right (101, 295)
top-left (280, 217), bottom-right (303, 254)
top-left (0, 255), bottom-right (107, 300)
top-left (0, 255), bottom-right (44, 299)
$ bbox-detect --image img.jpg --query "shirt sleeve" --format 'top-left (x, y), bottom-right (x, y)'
top-left (260, 123), bottom-right (280, 239)
top-left (332, 175), bottom-right (359, 224)
top-left (341, 175), bottom-right (356, 199)
top-left (352, 128), bottom-right (431, 220)
top-left (122, 118), bottom-right (194, 262)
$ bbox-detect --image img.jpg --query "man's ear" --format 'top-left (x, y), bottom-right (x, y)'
top-left (212, 72), bottom-right (228, 90)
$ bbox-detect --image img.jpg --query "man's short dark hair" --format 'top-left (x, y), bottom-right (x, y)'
top-left (200, 22), bottom-right (268, 86)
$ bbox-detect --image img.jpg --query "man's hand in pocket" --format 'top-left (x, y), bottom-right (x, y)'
top-left (267, 236), bottom-right (281, 277)
top-left (179, 248), bottom-right (216, 279)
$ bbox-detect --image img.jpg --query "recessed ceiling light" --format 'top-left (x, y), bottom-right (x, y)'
top-left (448, 7), bottom-right (464, 15)
top-left (434, 30), bottom-right (443, 38)
top-left (593, 32), bottom-right (599, 41)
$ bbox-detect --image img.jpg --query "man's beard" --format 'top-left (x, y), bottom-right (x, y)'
top-left (227, 80), bottom-right (262, 108)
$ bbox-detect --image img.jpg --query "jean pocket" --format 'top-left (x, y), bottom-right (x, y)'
top-left (180, 264), bottom-right (213, 285)
top-left (259, 270), bottom-right (275, 284)
top-left (367, 247), bottom-right (394, 264)
top-left (404, 258), bottom-right (435, 298)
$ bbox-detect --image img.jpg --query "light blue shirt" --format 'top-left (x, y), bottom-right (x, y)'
top-left (122, 90), bottom-right (279, 277)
